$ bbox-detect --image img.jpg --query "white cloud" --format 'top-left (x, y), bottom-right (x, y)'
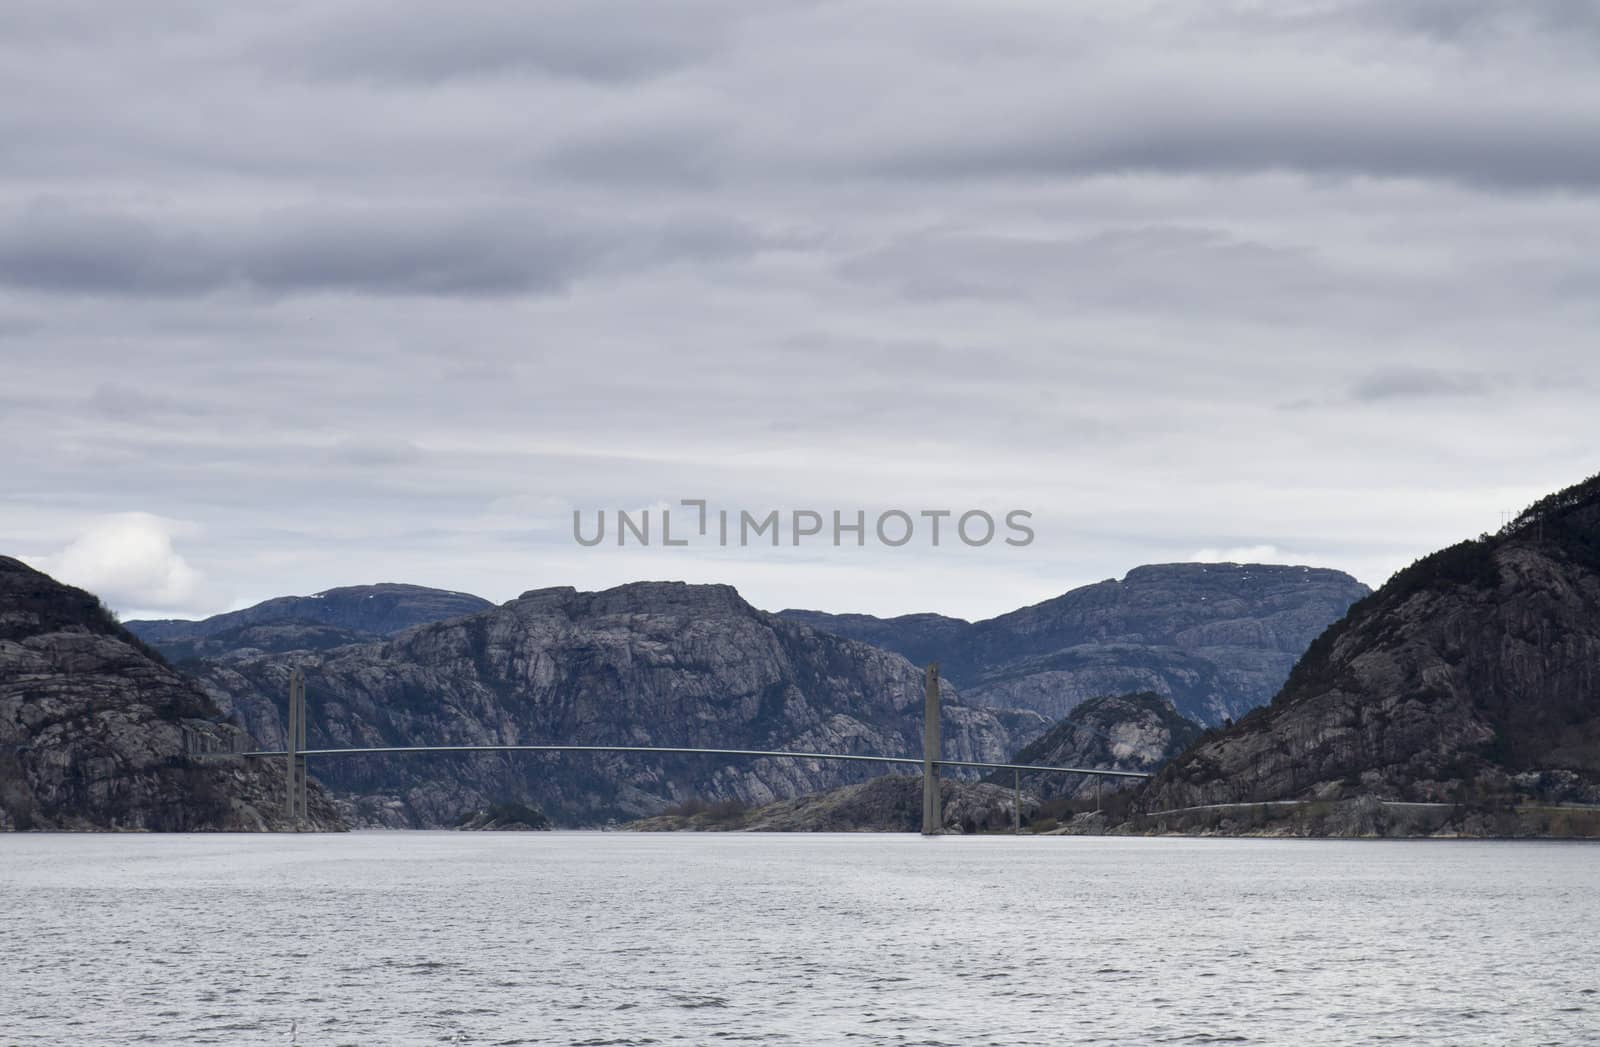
top-left (36, 513), bottom-right (221, 617)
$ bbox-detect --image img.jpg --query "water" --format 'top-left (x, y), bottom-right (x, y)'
top-left (1, 833), bottom-right (1595, 1045)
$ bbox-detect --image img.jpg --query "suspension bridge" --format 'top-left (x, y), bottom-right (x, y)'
top-left (188, 664), bottom-right (1149, 834)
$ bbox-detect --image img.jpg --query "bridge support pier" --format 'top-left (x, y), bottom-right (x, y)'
top-left (921, 663), bottom-right (941, 836)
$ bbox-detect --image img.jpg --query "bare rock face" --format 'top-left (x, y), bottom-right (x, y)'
top-left (136, 621), bottom-right (379, 663)
top-left (455, 801), bottom-right (551, 831)
top-left (626, 775), bottom-right (1033, 834)
top-left (0, 557), bottom-right (342, 831)
top-left (782, 563), bottom-right (1370, 726)
top-left (1137, 473), bottom-right (1600, 825)
top-left (993, 692), bottom-right (1202, 802)
top-left (196, 582), bottom-right (1047, 827)
top-left (125, 583), bottom-right (493, 660)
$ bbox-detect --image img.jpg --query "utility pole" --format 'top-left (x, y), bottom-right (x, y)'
top-left (921, 663), bottom-right (941, 836)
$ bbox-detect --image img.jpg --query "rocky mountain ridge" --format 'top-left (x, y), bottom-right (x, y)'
top-left (782, 563), bottom-right (1370, 725)
top-left (196, 581), bottom-right (1047, 827)
top-left (1133, 472), bottom-right (1600, 834)
top-left (993, 692), bottom-right (1202, 802)
top-left (126, 583), bottom-right (493, 660)
top-left (0, 557), bottom-right (342, 831)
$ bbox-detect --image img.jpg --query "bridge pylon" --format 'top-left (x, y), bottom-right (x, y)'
top-left (921, 662), bottom-right (941, 835)
top-left (284, 669), bottom-right (308, 828)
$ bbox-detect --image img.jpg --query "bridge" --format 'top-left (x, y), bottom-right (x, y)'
top-left (190, 664), bottom-right (1149, 834)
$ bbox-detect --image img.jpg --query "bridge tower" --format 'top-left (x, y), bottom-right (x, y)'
top-left (284, 669), bottom-right (308, 827)
top-left (921, 662), bottom-right (941, 835)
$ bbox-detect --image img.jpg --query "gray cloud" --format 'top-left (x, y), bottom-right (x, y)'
top-left (0, 200), bottom-right (773, 298)
top-left (874, 97), bottom-right (1600, 193)
top-left (275, 0), bottom-right (741, 85)
top-left (0, 202), bottom-right (588, 297)
top-left (836, 225), bottom-right (1358, 320)
top-left (1347, 368), bottom-right (1496, 403)
top-left (3, 1), bottom-right (1600, 620)
top-left (546, 123), bottom-right (731, 188)
top-left (327, 438), bottom-right (426, 468)
top-left (87, 383), bottom-right (213, 421)
top-left (1332, 0), bottom-right (1600, 45)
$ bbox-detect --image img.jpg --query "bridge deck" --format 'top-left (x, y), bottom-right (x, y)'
top-left (206, 743), bottom-right (1151, 779)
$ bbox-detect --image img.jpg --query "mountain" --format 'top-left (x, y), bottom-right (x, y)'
top-left (629, 693), bottom-right (1203, 833)
top-left (0, 557), bottom-right (341, 831)
top-left (138, 621), bottom-right (382, 662)
top-left (775, 611), bottom-right (970, 673)
top-left (990, 692), bottom-right (1202, 802)
top-left (125, 583), bottom-right (493, 659)
top-left (195, 581), bottom-right (1047, 827)
top-left (782, 563), bottom-right (1370, 725)
top-left (1135, 473), bottom-right (1600, 835)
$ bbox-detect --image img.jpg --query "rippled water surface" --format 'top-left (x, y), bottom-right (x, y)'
top-left (2, 833), bottom-right (1597, 1045)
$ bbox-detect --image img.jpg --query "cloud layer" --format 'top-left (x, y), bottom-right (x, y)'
top-left (2, 1), bottom-right (1598, 618)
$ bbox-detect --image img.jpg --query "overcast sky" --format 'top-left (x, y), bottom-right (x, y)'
top-left (5, 0), bottom-right (1599, 621)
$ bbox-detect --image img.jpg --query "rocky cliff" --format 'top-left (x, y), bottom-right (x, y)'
top-left (126, 583), bottom-right (493, 660)
top-left (783, 563), bottom-right (1369, 725)
top-left (196, 581), bottom-right (1047, 827)
top-left (456, 801), bottom-right (552, 831)
top-left (631, 693), bottom-right (1202, 832)
top-left (626, 775), bottom-right (1034, 834)
top-left (992, 692), bottom-right (1202, 802)
top-left (0, 557), bottom-right (342, 831)
top-left (1135, 473), bottom-right (1600, 830)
